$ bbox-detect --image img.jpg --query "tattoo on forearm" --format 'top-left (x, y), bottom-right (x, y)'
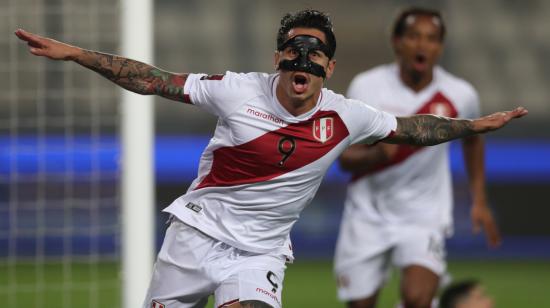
top-left (394, 115), bottom-right (475, 146)
top-left (75, 50), bottom-right (188, 101)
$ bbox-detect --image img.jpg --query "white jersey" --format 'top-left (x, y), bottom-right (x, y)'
top-left (345, 63), bottom-right (480, 231)
top-left (163, 71), bottom-right (397, 259)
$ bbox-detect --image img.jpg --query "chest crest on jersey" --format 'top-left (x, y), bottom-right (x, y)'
top-left (312, 117), bottom-right (334, 143)
top-left (419, 92), bottom-right (458, 118)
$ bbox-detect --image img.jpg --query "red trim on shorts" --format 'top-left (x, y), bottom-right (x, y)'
top-left (218, 298), bottom-right (239, 308)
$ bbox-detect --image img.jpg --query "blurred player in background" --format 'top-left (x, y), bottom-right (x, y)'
top-left (334, 7), bottom-right (502, 308)
top-left (439, 280), bottom-right (494, 308)
top-left (16, 8), bottom-right (525, 308)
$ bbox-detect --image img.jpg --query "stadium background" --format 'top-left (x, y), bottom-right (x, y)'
top-left (1, 0), bottom-right (549, 307)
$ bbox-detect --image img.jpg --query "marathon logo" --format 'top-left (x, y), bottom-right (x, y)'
top-left (256, 287), bottom-right (281, 306)
top-left (185, 202), bottom-right (202, 213)
top-left (247, 108), bottom-right (285, 125)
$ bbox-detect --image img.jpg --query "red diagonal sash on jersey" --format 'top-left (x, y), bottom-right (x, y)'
top-left (351, 92), bottom-right (458, 181)
top-left (195, 110), bottom-right (349, 189)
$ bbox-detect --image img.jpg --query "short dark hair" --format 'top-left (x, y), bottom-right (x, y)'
top-left (392, 7), bottom-right (446, 41)
top-left (277, 9), bottom-right (337, 59)
top-left (439, 279), bottom-right (480, 308)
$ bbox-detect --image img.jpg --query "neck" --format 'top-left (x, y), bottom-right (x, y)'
top-left (275, 83), bottom-right (320, 117)
top-left (399, 65), bottom-right (433, 92)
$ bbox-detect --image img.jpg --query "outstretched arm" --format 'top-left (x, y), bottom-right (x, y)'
top-left (15, 29), bottom-right (188, 102)
top-left (385, 107), bottom-right (528, 146)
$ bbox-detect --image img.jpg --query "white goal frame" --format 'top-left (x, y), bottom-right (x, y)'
top-left (121, 0), bottom-right (155, 307)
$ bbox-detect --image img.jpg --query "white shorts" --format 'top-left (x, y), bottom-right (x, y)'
top-left (143, 218), bottom-right (287, 308)
top-left (334, 217), bottom-right (446, 302)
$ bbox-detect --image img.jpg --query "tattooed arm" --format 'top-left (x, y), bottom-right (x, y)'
top-left (385, 107), bottom-right (528, 146)
top-left (74, 50), bottom-right (187, 101)
top-left (15, 29), bottom-right (187, 102)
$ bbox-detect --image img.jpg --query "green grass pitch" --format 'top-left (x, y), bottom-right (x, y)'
top-left (1, 260), bottom-right (549, 307)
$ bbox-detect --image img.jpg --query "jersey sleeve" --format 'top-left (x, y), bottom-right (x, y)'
top-left (345, 99), bottom-right (397, 145)
top-left (183, 71), bottom-right (254, 118)
top-left (463, 84), bottom-right (481, 119)
top-left (346, 73), bottom-right (382, 109)
top-left (346, 75), bottom-right (363, 101)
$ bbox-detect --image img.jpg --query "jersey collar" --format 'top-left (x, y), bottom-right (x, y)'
top-left (270, 74), bottom-right (323, 124)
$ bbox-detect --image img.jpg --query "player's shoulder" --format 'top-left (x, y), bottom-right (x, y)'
top-left (435, 66), bottom-right (478, 97)
top-left (213, 71), bottom-right (272, 97)
top-left (347, 64), bottom-right (396, 99)
top-left (223, 71), bottom-right (271, 87)
top-left (350, 63), bottom-right (395, 85)
top-left (322, 88), bottom-right (377, 113)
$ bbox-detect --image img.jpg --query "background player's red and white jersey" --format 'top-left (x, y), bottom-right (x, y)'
top-left (163, 71), bottom-right (396, 259)
top-left (345, 63), bottom-right (480, 232)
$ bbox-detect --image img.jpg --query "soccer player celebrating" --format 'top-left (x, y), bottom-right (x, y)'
top-left (16, 9), bottom-right (525, 308)
top-left (334, 7), bottom-right (503, 308)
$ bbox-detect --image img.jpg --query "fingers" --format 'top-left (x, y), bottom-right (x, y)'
top-left (14, 29), bottom-right (27, 40)
top-left (473, 214), bottom-right (502, 248)
top-left (510, 107), bottom-right (528, 118)
top-left (472, 209), bottom-right (502, 248)
top-left (14, 29), bottom-right (38, 43)
top-left (29, 47), bottom-right (46, 57)
top-left (15, 29), bottom-right (50, 56)
top-left (15, 29), bottom-right (47, 49)
top-left (483, 219), bottom-right (502, 248)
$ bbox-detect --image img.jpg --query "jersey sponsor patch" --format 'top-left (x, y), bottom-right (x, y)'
top-left (185, 202), bottom-right (202, 213)
top-left (199, 74), bottom-right (225, 80)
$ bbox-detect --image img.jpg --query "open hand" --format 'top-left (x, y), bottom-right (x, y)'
top-left (473, 107), bottom-right (528, 133)
top-left (15, 29), bottom-right (78, 61)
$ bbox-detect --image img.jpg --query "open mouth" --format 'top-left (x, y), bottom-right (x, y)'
top-left (414, 53), bottom-right (428, 64)
top-left (415, 54), bottom-right (427, 64)
top-left (413, 53), bottom-right (428, 70)
top-left (292, 73), bottom-right (309, 94)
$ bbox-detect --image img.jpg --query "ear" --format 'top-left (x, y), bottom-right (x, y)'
top-left (391, 37), bottom-right (401, 55)
top-left (274, 51), bottom-right (280, 70)
top-left (436, 43), bottom-right (444, 58)
top-left (325, 59), bottom-right (337, 79)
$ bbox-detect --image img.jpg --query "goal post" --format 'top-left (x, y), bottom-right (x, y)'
top-left (1, 0), bottom-right (155, 307)
top-left (120, 0), bottom-right (155, 308)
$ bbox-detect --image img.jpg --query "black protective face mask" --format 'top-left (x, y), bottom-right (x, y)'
top-left (277, 35), bottom-right (332, 78)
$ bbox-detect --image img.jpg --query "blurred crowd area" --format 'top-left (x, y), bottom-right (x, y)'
top-left (154, 0), bottom-right (550, 136)
top-left (2, 0), bottom-right (550, 135)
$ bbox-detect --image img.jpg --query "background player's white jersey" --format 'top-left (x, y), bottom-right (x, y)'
top-left (163, 71), bottom-right (396, 259)
top-left (345, 63), bottom-right (480, 232)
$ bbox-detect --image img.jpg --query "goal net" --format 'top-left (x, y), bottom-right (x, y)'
top-left (1, 0), bottom-right (128, 307)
